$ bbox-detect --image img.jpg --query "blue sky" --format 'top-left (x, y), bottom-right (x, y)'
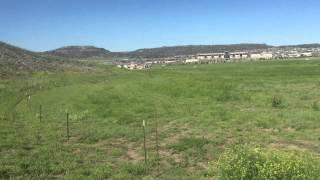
top-left (1, 0), bottom-right (319, 52)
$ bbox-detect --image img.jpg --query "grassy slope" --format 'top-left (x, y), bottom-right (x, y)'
top-left (1, 60), bottom-right (320, 179)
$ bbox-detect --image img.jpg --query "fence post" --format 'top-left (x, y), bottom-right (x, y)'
top-left (67, 112), bottom-right (69, 140)
top-left (39, 104), bottom-right (42, 122)
top-left (143, 120), bottom-right (147, 164)
top-left (155, 110), bottom-right (160, 176)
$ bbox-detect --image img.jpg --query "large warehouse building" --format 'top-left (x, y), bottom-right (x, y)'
top-left (196, 51), bottom-right (273, 61)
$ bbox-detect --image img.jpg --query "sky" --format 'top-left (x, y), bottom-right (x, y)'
top-left (0, 0), bottom-right (320, 52)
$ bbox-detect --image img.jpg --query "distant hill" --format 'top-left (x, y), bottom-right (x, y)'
top-left (109, 43), bottom-right (320, 58)
top-left (2, 42), bottom-right (320, 66)
top-left (46, 43), bottom-right (272, 59)
top-left (46, 46), bottom-right (111, 58)
top-left (0, 41), bottom-right (73, 77)
top-left (124, 44), bottom-right (272, 58)
top-left (279, 43), bottom-right (320, 49)
top-left (0, 41), bottom-right (41, 60)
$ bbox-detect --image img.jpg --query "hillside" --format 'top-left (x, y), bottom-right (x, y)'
top-left (44, 44), bottom-right (271, 59)
top-left (0, 42), bottom-right (79, 77)
top-left (126, 44), bottom-right (272, 58)
top-left (3, 42), bottom-right (320, 62)
top-left (45, 43), bottom-right (320, 59)
top-left (46, 46), bottom-right (111, 58)
top-left (279, 43), bottom-right (320, 49)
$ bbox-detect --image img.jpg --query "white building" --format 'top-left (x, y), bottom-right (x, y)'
top-left (250, 52), bottom-right (273, 60)
top-left (117, 63), bottom-right (151, 70)
top-left (164, 60), bottom-right (177, 64)
top-left (301, 52), bottom-right (312, 57)
top-left (229, 52), bottom-right (249, 59)
top-left (185, 59), bottom-right (200, 64)
top-left (197, 52), bottom-right (249, 60)
top-left (197, 53), bottom-right (225, 60)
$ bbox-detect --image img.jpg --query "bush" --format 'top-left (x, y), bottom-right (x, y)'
top-left (272, 95), bottom-right (283, 108)
top-left (312, 101), bottom-right (319, 111)
top-left (213, 145), bottom-right (320, 180)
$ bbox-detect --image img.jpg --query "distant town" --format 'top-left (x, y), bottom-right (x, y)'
top-left (117, 46), bottom-right (320, 70)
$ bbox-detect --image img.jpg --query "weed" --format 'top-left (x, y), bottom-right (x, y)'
top-left (214, 145), bottom-right (320, 179)
top-left (272, 95), bottom-right (283, 108)
top-left (312, 101), bottom-right (319, 111)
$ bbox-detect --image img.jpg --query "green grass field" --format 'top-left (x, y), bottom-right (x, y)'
top-left (1, 59), bottom-right (320, 179)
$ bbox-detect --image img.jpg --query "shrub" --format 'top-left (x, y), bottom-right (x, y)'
top-left (272, 95), bottom-right (283, 108)
top-left (214, 145), bottom-right (320, 180)
top-left (312, 101), bottom-right (319, 111)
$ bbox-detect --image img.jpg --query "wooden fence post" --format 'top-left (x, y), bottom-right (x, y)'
top-left (155, 110), bottom-right (160, 176)
top-left (39, 104), bottom-right (42, 122)
top-left (143, 120), bottom-right (147, 164)
top-left (67, 112), bottom-right (69, 140)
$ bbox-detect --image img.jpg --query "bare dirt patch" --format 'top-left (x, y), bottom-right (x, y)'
top-left (269, 139), bottom-right (319, 152)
